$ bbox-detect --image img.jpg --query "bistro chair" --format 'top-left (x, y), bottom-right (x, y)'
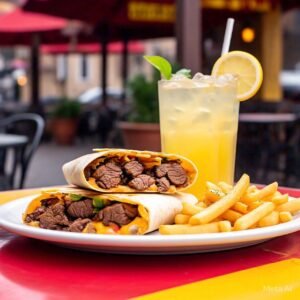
top-left (0, 113), bottom-right (44, 190)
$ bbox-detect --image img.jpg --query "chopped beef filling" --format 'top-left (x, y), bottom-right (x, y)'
top-left (25, 197), bottom-right (139, 233)
top-left (156, 177), bottom-right (170, 192)
top-left (97, 203), bottom-right (138, 226)
top-left (39, 204), bottom-right (70, 230)
top-left (69, 218), bottom-right (91, 232)
top-left (67, 198), bottom-right (94, 218)
top-left (40, 197), bottom-right (59, 207)
top-left (25, 207), bottom-right (46, 223)
top-left (128, 174), bottom-right (155, 191)
top-left (93, 161), bottom-right (122, 189)
top-left (155, 164), bottom-right (169, 178)
top-left (166, 163), bottom-right (188, 186)
top-left (124, 160), bottom-right (144, 177)
top-left (85, 157), bottom-right (188, 191)
top-left (156, 163), bottom-right (188, 185)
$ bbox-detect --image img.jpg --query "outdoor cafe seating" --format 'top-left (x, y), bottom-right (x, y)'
top-left (0, 113), bottom-right (44, 190)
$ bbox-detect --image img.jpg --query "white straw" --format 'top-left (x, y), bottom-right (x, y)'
top-left (221, 18), bottom-right (235, 55)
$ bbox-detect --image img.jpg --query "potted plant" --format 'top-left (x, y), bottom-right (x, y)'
top-left (118, 72), bottom-right (161, 151)
top-left (51, 99), bottom-right (81, 145)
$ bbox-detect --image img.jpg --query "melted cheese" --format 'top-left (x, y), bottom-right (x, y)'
top-left (119, 217), bottom-right (148, 235)
top-left (92, 217), bottom-right (148, 235)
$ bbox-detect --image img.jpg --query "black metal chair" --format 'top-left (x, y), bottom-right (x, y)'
top-left (0, 113), bottom-right (44, 189)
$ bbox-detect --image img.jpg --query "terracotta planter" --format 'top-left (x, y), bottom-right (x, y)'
top-left (51, 118), bottom-right (78, 145)
top-left (118, 122), bottom-right (161, 151)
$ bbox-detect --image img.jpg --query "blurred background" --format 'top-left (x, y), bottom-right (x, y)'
top-left (0, 0), bottom-right (299, 190)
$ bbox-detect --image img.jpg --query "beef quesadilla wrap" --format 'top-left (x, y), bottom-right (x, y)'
top-left (62, 149), bottom-right (197, 193)
top-left (23, 187), bottom-right (197, 235)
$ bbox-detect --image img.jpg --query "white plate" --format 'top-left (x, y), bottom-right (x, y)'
top-left (1, 195), bottom-right (300, 255)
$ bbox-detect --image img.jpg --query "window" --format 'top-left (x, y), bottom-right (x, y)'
top-left (56, 54), bottom-right (67, 81)
top-left (78, 54), bottom-right (90, 81)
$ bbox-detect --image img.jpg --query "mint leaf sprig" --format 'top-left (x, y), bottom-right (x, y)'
top-left (144, 55), bottom-right (191, 80)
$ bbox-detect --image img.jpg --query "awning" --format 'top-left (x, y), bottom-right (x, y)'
top-left (41, 41), bottom-right (145, 54)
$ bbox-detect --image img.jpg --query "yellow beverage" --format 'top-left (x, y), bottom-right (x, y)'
top-left (158, 74), bottom-right (239, 198)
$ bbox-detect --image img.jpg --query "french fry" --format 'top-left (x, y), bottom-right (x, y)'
top-left (258, 211), bottom-right (279, 227)
top-left (196, 201), bottom-right (207, 208)
top-left (247, 185), bottom-right (257, 194)
top-left (221, 209), bottom-right (242, 223)
top-left (234, 202), bottom-right (275, 231)
top-left (248, 200), bottom-right (263, 211)
top-left (218, 182), bottom-right (233, 194)
top-left (219, 220), bottom-right (232, 232)
top-left (159, 222), bottom-right (220, 235)
top-left (182, 202), bottom-right (204, 215)
top-left (262, 191), bottom-right (281, 201)
top-left (190, 174), bottom-right (250, 225)
top-left (232, 202), bottom-right (248, 214)
top-left (276, 198), bottom-right (300, 213)
top-left (241, 182), bottom-right (278, 204)
top-left (205, 182), bottom-right (225, 202)
top-left (175, 214), bottom-right (190, 224)
top-left (271, 194), bottom-right (289, 206)
top-left (206, 181), bottom-right (222, 191)
top-left (279, 212), bottom-right (293, 223)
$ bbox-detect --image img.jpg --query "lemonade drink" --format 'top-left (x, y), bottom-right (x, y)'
top-left (158, 74), bottom-right (239, 198)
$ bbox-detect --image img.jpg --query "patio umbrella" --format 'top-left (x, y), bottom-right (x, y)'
top-left (0, 8), bottom-right (68, 105)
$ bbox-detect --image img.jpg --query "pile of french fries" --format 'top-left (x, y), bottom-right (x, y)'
top-left (159, 174), bottom-right (300, 235)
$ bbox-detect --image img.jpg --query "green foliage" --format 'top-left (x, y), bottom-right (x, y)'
top-left (52, 99), bottom-right (81, 119)
top-left (127, 72), bottom-right (160, 123)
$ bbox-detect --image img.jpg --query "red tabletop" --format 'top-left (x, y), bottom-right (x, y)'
top-left (1, 186), bottom-right (300, 299)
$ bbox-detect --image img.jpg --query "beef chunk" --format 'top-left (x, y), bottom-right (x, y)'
top-left (69, 218), bottom-right (91, 232)
top-left (40, 198), bottom-right (59, 207)
top-left (93, 161), bottom-right (122, 189)
top-left (98, 203), bottom-right (138, 226)
top-left (124, 160), bottom-right (144, 177)
top-left (157, 177), bottom-right (170, 192)
top-left (67, 199), bottom-right (94, 219)
top-left (39, 204), bottom-right (69, 230)
top-left (128, 174), bottom-right (155, 191)
top-left (155, 164), bottom-right (169, 178)
top-left (25, 207), bottom-right (46, 223)
top-left (156, 162), bottom-right (187, 186)
top-left (167, 163), bottom-right (188, 186)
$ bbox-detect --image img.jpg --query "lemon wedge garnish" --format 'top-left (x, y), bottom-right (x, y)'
top-left (212, 51), bottom-right (263, 101)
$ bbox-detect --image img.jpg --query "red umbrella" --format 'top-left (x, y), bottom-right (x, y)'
top-left (0, 8), bottom-right (68, 104)
top-left (0, 7), bottom-right (66, 32)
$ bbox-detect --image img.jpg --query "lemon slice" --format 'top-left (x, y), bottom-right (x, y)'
top-left (212, 51), bottom-right (263, 101)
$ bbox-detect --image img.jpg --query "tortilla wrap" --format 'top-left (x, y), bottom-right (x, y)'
top-left (62, 149), bottom-right (198, 193)
top-left (23, 187), bottom-right (197, 235)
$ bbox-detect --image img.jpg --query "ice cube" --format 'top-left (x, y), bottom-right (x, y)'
top-left (216, 73), bottom-right (237, 86)
top-left (192, 72), bottom-right (205, 81)
top-left (171, 73), bottom-right (187, 81)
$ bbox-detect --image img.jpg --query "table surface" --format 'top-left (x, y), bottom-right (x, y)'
top-left (239, 113), bottom-right (298, 123)
top-left (1, 186), bottom-right (300, 300)
top-left (0, 133), bottom-right (28, 148)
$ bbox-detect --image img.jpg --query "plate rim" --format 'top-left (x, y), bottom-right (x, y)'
top-left (1, 194), bottom-right (300, 248)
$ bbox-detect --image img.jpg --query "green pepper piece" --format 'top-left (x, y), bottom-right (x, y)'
top-left (93, 197), bottom-right (105, 209)
top-left (69, 194), bottom-right (83, 201)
